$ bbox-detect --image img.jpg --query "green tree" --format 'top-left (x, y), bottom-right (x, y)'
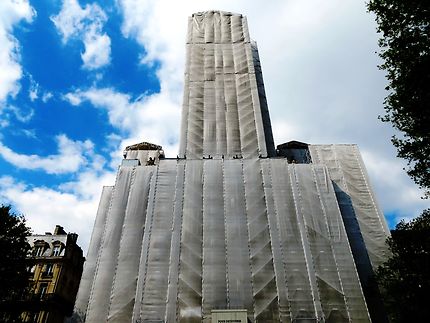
top-left (376, 209), bottom-right (430, 322)
top-left (0, 205), bottom-right (32, 322)
top-left (367, 0), bottom-right (430, 197)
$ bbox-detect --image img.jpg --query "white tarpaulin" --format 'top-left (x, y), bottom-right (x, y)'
top-left (71, 11), bottom-right (389, 323)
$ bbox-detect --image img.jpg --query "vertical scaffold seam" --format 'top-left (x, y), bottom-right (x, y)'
top-left (296, 166), bottom-right (328, 321)
top-left (180, 78), bottom-right (191, 157)
top-left (243, 159), bottom-right (279, 321)
top-left (313, 145), bottom-right (379, 321)
top-left (201, 160), bottom-right (207, 321)
top-left (221, 13), bottom-right (231, 44)
top-left (240, 160), bottom-right (256, 321)
top-left (352, 146), bottom-right (389, 238)
top-left (311, 166), bottom-right (352, 322)
top-left (255, 162), bottom-right (276, 320)
top-left (141, 162), bottom-right (177, 320)
top-left (187, 80), bottom-right (204, 158)
top-left (290, 165), bottom-right (321, 320)
top-left (174, 162), bottom-right (187, 322)
top-left (271, 161), bottom-right (314, 321)
top-left (179, 16), bottom-right (192, 158)
top-left (331, 147), bottom-right (373, 267)
top-left (221, 159), bottom-right (230, 308)
top-left (201, 160), bottom-right (228, 322)
top-left (225, 53), bottom-right (241, 156)
top-left (106, 166), bottom-right (137, 319)
top-left (137, 164), bottom-right (160, 321)
top-left (202, 73), bottom-right (207, 157)
top-left (72, 186), bottom-right (113, 322)
top-left (319, 165), bottom-right (372, 322)
top-left (85, 168), bottom-right (120, 319)
top-left (330, 146), bottom-right (349, 194)
top-left (236, 72), bottom-right (259, 158)
top-left (131, 165), bottom-right (157, 321)
top-left (165, 162), bottom-right (186, 322)
top-left (264, 160), bottom-right (293, 322)
top-left (215, 53), bottom-right (227, 155)
top-left (177, 161), bottom-right (203, 322)
top-left (134, 165), bottom-right (158, 308)
top-left (200, 161), bottom-right (206, 320)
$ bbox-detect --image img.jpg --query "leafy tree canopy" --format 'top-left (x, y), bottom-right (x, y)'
top-left (376, 209), bottom-right (430, 322)
top-left (0, 205), bottom-right (32, 301)
top-left (367, 0), bottom-right (430, 197)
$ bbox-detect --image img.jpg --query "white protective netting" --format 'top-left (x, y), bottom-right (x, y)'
top-left (75, 158), bottom-right (373, 323)
top-left (71, 11), bottom-right (388, 323)
top-left (179, 11), bottom-right (275, 159)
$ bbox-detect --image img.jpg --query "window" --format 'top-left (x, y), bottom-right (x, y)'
top-left (52, 245), bottom-right (61, 256)
top-left (39, 283), bottom-right (48, 299)
top-left (34, 246), bottom-right (45, 257)
top-left (32, 312), bottom-right (39, 322)
top-left (51, 242), bottom-right (64, 256)
top-left (33, 241), bottom-right (48, 257)
top-left (43, 264), bottom-right (54, 277)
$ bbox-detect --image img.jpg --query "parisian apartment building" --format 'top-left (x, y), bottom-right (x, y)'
top-left (22, 225), bottom-right (84, 323)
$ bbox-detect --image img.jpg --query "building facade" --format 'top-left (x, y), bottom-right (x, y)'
top-left (72, 11), bottom-right (389, 323)
top-left (22, 225), bottom-right (84, 323)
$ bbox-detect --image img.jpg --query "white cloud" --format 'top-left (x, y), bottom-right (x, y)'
top-left (51, 0), bottom-right (106, 42)
top-left (27, 75), bottom-right (54, 103)
top-left (0, 130), bottom-right (115, 253)
top-left (0, 170), bottom-right (115, 252)
top-left (0, 0), bottom-right (35, 102)
top-left (41, 91), bottom-right (53, 102)
top-left (0, 119), bottom-right (10, 128)
top-left (0, 134), bottom-right (94, 174)
top-left (63, 92), bottom-right (82, 105)
top-left (51, 0), bottom-right (111, 70)
top-left (81, 26), bottom-right (111, 69)
top-left (361, 150), bottom-right (429, 224)
top-left (28, 77), bottom-right (39, 101)
top-left (64, 87), bottom-right (181, 158)
top-left (3, 104), bottom-right (34, 123)
top-left (21, 128), bottom-right (37, 139)
top-left (29, 88), bottom-right (38, 101)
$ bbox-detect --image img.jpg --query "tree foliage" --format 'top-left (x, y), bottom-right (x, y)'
top-left (376, 209), bottom-right (430, 322)
top-left (367, 0), bottom-right (430, 197)
top-left (0, 205), bottom-right (32, 302)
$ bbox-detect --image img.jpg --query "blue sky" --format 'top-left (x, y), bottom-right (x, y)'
top-left (0, 0), bottom-right (428, 252)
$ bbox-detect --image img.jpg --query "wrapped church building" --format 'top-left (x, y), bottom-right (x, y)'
top-left (72, 11), bottom-right (389, 323)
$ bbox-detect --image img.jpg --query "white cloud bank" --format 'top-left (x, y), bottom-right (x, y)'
top-left (0, 134), bottom-right (115, 251)
top-left (0, 134), bottom-right (96, 174)
top-left (64, 87), bottom-right (181, 159)
top-left (51, 0), bottom-right (111, 70)
top-left (0, 0), bottom-right (35, 102)
top-left (0, 169), bottom-right (115, 252)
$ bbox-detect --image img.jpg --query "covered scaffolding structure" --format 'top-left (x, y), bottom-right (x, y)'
top-left (72, 11), bottom-right (389, 323)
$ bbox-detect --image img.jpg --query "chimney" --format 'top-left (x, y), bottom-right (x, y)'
top-left (54, 225), bottom-right (66, 235)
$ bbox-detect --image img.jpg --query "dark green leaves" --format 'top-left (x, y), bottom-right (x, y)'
top-left (376, 209), bottom-right (430, 322)
top-left (0, 205), bottom-right (32, 301)
top-left (368, 0), bottom-right (430, 197)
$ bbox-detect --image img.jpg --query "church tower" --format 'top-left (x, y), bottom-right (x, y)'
top-left (72, 11), bottom-right (389, 323)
